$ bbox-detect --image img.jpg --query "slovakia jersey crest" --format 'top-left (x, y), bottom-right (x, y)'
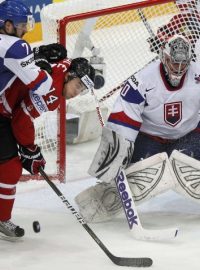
top-left (164, 102), bottom-right (182, 127)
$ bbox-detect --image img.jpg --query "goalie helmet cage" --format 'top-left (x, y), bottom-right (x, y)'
top-left (21, 0), bottom-right (200, 182)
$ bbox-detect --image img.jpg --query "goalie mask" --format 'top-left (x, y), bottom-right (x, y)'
top-left (160, 35), bottom-right (191, 87)
top-left (68, 57), bottom-right (95, 95)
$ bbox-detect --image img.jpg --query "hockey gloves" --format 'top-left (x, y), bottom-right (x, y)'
top-left (34, 43), bottom-right (67, 63)
top-left (33, 49), bottom-right (52, 74)
top-left (33, 43), bottom-right (67, 74)
top-left (19, 145), bottom-right (46, 175)
top-left (88, 127), bottom-right (134, 183)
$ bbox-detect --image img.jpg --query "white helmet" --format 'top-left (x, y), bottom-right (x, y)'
top-left (160, 34), bottom-right (192, 87)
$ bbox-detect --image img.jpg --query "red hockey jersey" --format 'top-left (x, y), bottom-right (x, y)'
top-left (0, 59), bottom-right (71, 147)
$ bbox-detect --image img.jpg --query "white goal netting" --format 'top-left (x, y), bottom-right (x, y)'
top-left (27, 0), bottom-right (200, 181)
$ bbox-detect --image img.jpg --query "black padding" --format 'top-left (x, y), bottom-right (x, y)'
top-left (0, 115), bottom-right (18, 161)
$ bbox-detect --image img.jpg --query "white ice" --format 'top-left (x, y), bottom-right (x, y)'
top-left (2, 138), bottom-right (200, 270)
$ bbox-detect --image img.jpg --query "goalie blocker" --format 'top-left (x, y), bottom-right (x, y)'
top-left (88, 126), bottom-right (134, 182)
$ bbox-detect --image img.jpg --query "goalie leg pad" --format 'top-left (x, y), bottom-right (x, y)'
top-left (88, 126), bottom-right (134, 182)
top-left (126, 152), bottom-right (177, 204)
top-left (76, 152), bottom-right (177, 223)
top-left (170, 150), bottom-right (200, 201)
top-left (75, 181), bottom-right (122, 223)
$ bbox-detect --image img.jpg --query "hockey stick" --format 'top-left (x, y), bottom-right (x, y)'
top-left (98, 9), bottom-right (157, 105)
top-left (82, 75), bottom-right (178, 241)
top-left (137, 8), bottom-right (160, 57)
top-left (39, 167), bottom-right (152, 267)
top-left (99, 82), bottom-right (124, 104)
top-left (115, 168), bottom-right (178, 241)
top-left (137, 9), bottom-right (155, 38)
top-left (98, 55), bottom-right (158, 104)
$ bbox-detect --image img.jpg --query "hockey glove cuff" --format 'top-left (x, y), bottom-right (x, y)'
top-left (19, 145), bottom-right (46, 175)
top-left (33, 50), bottom-right (52, 74)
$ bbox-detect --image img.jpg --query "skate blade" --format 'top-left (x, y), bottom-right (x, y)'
top-left (0, 233), bottom-right (23, 242)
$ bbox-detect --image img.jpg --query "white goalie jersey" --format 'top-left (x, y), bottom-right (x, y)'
top-left (107, 59), bottom-right (200, 142)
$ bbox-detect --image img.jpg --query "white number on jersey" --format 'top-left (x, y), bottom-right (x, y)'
top-left (46, 95), bottom-right (58, 105)
top-left (22, 43), bottom-right (29, 55)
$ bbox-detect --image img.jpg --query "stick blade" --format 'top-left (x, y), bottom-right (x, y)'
top-left (131, 227), bottom-right (179, 241)
top-left (110, 255), bottom-right (153, 267)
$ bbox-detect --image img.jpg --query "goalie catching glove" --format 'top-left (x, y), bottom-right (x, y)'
top-left (88, 126), bottom-right (134, 183)
top-left (18, 145), bottom-right (46, 175)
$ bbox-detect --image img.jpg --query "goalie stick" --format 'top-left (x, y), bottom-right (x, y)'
top-left (98, 55), bottom-right (157, 104)
top-left (82, 75), bottom-right (178, 241)
top-left (39, 167), bottom-right (152, 267)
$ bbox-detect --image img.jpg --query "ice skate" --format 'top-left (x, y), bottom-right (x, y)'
top-left (0, 220), bottom-right (24, 241)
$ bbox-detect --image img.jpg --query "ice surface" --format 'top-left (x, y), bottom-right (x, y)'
top-left (3, 153), bottom-right (200, 270)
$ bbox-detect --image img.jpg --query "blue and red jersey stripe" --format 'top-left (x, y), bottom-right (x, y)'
top-left (108, 111), bottom-right (141, 131)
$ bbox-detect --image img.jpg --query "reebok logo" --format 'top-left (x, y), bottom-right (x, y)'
top-left (116, 170), bottom-right (138, 229)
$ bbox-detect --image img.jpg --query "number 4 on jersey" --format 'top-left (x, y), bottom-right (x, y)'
top-left (46, 94), bottom-right (58, 105)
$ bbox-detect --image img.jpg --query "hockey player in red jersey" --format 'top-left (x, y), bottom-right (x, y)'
top-left (0, 48), bottom-right (95, 239)
top-left (75, 34), bottom-right (200, 224)
top-left (0, 0), bottom-right (53, 239)
top-left (10, 57), bottom-right (95, 149)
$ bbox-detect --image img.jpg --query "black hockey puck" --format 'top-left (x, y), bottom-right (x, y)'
top-left (33, 221), bottom-right (40, 233)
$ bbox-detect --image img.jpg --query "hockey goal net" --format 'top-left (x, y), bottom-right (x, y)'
top-left (23, 0), bottom-right (200, 182)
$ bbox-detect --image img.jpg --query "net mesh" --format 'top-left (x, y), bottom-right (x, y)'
top-left (32, 0), bottom-right (200, 180)
top-left (41, 0), bottom-right (200, 114)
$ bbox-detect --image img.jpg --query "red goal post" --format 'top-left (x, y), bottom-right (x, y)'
top-left (21, 0), bottom-right (200, 182)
